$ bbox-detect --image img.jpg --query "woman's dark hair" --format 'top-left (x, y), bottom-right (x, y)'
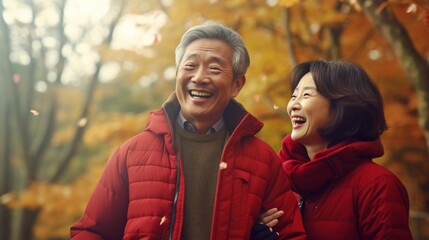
top-left (290, 60), bottom-right (388, 145)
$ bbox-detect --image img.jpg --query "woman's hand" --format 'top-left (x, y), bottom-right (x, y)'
top-left (260, 208), bottom-right (284, 228)
top-left (250, 208), bottom-right (284, 240)
top-left (250, 223), bottom-right (279, 240)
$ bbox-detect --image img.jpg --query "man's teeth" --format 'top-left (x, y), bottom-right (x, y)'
top-left (190, 90), bottom-right (212, 98)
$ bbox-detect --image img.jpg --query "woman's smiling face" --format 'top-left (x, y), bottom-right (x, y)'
top-left (287, 72), bottom-right (331, 148)
top-left (175, 38), bottom-right (244, 132)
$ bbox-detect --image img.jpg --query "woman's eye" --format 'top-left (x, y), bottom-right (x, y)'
top-left (303, 91), bottom-right (314, 97)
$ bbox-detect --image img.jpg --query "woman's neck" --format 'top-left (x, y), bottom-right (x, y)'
top-left (304, 142), bottom-right (329, 160)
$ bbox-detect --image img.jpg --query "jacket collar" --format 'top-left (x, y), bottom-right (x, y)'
top-left (281, 135), bottom-right (384, 162)
top-left (146, 92), bottom-right (263, 138)
top-left (280, 135), bottom-right (384, 195)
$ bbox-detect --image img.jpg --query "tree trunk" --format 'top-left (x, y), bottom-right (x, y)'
top-left (0, 0), bottom-right (13, 238)
top-left (0, 96), bottom-right (12, 240)
top-left (20, 209), bottom-right (40, 240)
top-left (357, 0), bottom-right (429, 156)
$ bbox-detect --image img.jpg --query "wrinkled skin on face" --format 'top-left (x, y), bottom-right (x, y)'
top-left (176, 38), bottom-right (245, 133)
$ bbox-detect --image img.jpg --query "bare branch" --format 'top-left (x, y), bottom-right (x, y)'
top-left (51, 0), bottom-right (128, 182)
top-left (0, 0), bottom-right (31, 175)
top-left (283, 7), bottom-right (297, 66)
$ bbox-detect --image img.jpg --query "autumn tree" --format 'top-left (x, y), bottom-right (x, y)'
top-left (0, 0), bottom-right (129, 239)
top-left (1, 0), bottom-right (425, 239)
top-left (262, 0), bottom-right (429, 237)
top-left (355, 0), bottom-right (429, 153)
top-left (123, 0), bottom-right (429, 238)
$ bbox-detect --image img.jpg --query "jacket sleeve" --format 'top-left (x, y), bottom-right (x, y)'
top-left (358, 174), bottom-right (412, 240)
top-left (70, 147), bottom-right (130, 240)
top-left (262, 154), bottom-right (307, 240)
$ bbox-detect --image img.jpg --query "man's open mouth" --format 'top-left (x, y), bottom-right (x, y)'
top-left (189, 90), bottom-right (212, 99)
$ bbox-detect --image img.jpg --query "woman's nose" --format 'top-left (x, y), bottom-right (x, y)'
top-left (288, 99), bottom-right (301, 112)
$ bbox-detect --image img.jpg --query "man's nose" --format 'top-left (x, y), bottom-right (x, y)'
top-left (191, 67), bottom-right (209, 83)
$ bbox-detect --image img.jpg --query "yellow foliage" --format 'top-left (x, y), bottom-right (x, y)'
top-left (83, 112), bottom-right (149, 146)
top-left (26, 0), bottom-right (429, 238)
top-left (223, 0), bottom-right (248, 8)
top-left (51, 128), bottom-right (75, 146)
top-left (34, 164), bottom-right (104, 239)
top-left (279, 0), bottom-right (301, 8)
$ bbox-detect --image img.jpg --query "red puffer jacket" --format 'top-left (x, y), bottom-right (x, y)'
top-left (279, 135), bottom-right (412, 240)
top-left (70, 94), bottom-right (306, 240)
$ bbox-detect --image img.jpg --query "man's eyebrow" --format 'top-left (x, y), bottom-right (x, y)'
top-left (183, 53), bottom-right (197, 62)
top-left (208, 56), bottom-right (227, 65)
top-left (182, 53), bottom-right (227, 65)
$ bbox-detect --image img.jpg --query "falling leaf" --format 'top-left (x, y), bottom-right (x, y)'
top-left (13, 74), bottom-right (20, 84)
top-left (30, 110), bottom-right (40, 116)
top-left (77, 118), bottom-right (88, 127)
top-left (348, 0), bottom-right (361, 11)
top-left (219, 162), bottom-right (227, 170)
top-left (253, 95), bottom-right (260, 102)
top-left (160, 216), bottom-right (167, 225)
top-left (0, 193), bottom-right (14, 204)
top-left (406, 3), bottom-right (417, 14)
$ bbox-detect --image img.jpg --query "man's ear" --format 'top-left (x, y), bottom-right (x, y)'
top-left (231, 75), bottom-right (246, 98)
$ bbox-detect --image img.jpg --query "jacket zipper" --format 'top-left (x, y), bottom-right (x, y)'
top-left (168, 154), bottom-right (181, 240)
top-left (164, 108), bottom-right (180, 240)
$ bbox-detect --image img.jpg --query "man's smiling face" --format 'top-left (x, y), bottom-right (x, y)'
top-left (175, 38), bottom-right (244, 132)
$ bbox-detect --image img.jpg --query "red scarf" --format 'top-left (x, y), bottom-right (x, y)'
top-left (279, 135), bottom-right (384, 196)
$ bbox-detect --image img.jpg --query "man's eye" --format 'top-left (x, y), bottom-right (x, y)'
top-left (209, 67), bottom-right (221, 72)
top-left (184, 64), bottom-right (195, 69)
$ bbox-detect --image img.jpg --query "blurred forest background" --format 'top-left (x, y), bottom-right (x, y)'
top-left (1, 0), bottom-right (429, 239)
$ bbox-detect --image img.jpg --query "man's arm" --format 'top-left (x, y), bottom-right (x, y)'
top-left (261, 154), bottom-right (306, 240)
top-left (70, 148), bottom-right (129, 240)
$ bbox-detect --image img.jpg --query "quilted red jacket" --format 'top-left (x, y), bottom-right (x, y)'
top-left (279, 135), bottom-right (412, 240)
top-left (70, 94), bottom-right (306, 240)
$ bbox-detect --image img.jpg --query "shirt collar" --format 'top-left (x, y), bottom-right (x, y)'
top-left (177, 111), bottom-right (224, 134)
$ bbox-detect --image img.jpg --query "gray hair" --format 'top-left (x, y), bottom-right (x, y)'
top-left (175, 21), bottom-right (250, 78)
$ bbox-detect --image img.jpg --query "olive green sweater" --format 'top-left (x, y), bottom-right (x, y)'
top-left (174, 121), bottom-right (228, 240)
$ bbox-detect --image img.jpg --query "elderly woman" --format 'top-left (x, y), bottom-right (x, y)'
top-left (258, 60), bottom-right (412, 240)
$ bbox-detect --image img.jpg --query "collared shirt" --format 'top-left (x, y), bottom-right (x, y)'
top-left (177, 111), bottom-right (224, 135)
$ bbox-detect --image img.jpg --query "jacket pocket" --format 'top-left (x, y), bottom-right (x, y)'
top-left (231, 169), bottom-right (250, 231)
